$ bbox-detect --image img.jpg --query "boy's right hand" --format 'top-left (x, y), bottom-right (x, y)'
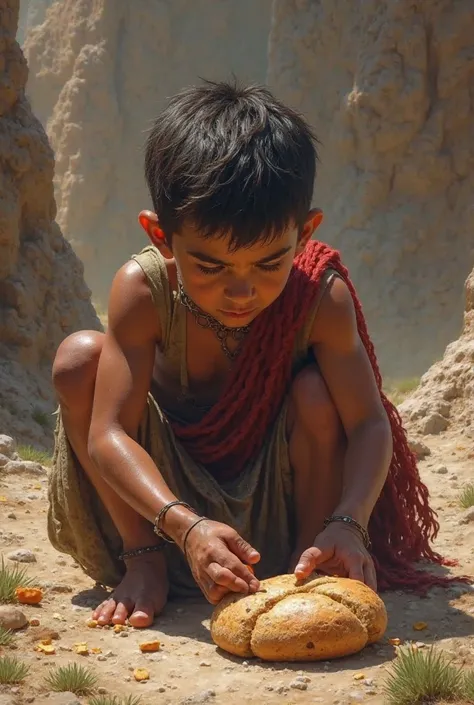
top-left (183, 519), bottom-right (260, 604)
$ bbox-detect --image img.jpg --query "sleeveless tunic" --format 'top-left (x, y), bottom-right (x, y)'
top-left (47, 246), bottom-right (336, 597)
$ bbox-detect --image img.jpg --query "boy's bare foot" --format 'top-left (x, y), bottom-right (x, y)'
top-left (93, 553), bottom-right (168, 627)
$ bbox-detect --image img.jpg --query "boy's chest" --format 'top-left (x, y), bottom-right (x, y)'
top-left (152, 311), bottom-right (241, 415)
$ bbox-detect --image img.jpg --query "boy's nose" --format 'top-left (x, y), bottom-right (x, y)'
top-left (224, 279), bottom-right (255, 302)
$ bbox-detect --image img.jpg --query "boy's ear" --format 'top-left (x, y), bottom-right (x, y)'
top-left (138, 210), bottom-right (173, 258)
top-left (295, 208), bottom-right (323, 255)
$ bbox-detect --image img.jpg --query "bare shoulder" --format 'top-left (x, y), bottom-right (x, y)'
top-left (309, 275), bottom-right (359, 350)
top-left (107, 259), bottom-right (161, 343)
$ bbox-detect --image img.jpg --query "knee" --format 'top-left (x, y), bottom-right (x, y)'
top-left (52, 331), bottom-right (103, 400)
top-left (290, 366), bottom-right (340, 435)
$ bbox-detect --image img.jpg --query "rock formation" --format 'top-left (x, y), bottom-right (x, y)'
top-left (0, 0), bottom-right (101, 448)
top-left (23, 0), bottom-right (273, 301)
top-left (17, 0), bottom-right (54, 45)
top-left (399, 265), bottom-right (474, 437)
top-left (268, 0), bottom-right (474, 378)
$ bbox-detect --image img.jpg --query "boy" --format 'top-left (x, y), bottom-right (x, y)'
top-left (48, 80), bottom-right (448, 629)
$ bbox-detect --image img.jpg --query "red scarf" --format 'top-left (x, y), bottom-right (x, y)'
top-left (172, 240), bottom-right (471, 593)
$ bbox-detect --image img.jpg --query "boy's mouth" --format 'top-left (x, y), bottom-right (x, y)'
top-left (219, 308), bottom-right (256, 320)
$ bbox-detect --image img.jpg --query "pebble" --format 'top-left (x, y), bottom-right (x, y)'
top-left (199, 660), bottom-right (211, 667)
top-left (434, 465), bottom-right (449, 474)
top-left (48, 693), bottom-right (81, 705)
top-left (458, 507), bottom-right (474, 525)
top-left (6, 548), bottom-right (36, 563)
top-left (348, 691), bottom-right (365, 702)
top-left (0, 435), bottom-right (15, 457)
top-left (120, 631), bottom-right (129, 637)
top-left (3, 460), bottom-right (46, 476)
top-left (290, 679), bottom-right (308, 691)
top-left (0, 606), bottom-right (27, 630)
top-left (7, 513), bottom-right (16, 520)
top-left (97, 687), bottom-right (107, 694)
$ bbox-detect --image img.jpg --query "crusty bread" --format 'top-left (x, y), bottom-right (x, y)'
top-left (210, 574), bottom-right (387, 661)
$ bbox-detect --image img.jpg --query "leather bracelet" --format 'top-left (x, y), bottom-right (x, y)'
top-left (183, 517), bottom-right (208, 559)
top-left (153, 501), bottom-right (199, 543)
top-left (119, 543), bottom-right (165, 561)
top-left (323, 515), bottom-right (371, 550)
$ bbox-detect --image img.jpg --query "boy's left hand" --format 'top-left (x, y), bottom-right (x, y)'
top-left (293, 522), bottom-right (377, 592)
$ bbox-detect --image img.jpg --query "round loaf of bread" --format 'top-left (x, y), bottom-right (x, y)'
top-left (210, 574), bottom-right (387, 661)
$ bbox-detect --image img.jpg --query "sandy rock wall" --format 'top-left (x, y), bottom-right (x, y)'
top-left (0, 0), bottom-right (101, 448)
top-left (24, 0), bottom-right (273, 301)
top-left (268, 0), bottom-right (474, 378)
top-left (400, 265), bottom-right (474, 437)
top-left (17, 0), bottom-right (54, 44)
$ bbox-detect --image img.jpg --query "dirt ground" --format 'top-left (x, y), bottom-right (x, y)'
top-left (0, 430), bottom-right (473, 705)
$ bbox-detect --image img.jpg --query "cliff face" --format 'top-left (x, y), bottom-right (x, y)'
top-left (1, 0), bottom-right (101, 447)
top-left (17, 0), bottom-right (54, 44)
top-left (399, 265), bottom-right (474, 438)
top-left (24, 0), bottom-right (273, 301)
top-left (268, 0), bottom-right (474, 377)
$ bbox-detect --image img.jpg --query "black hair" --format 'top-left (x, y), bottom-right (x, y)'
top-left (144, 79), bottom-right (318, 249)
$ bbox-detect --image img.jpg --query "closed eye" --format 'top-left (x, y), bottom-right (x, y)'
top-left (258, 261), bottom-right (283, 272)
top-left (196, 263), bottom-right (224, 276)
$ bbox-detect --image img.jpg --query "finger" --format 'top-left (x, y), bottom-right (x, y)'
top-left (347, 559), bottom-right (365, 584)
top-left (219, 553), bottom-right (260, 592)
top-left (363, 558), bottom-right (378, 592)
top-left (207, 562), bottom-right (250, 593)
top-left (226, 533), bottom-right (260, 566)
top-left (294, 545), bottom-right (330, 579)
top-left (204, 581), bottom-right (228, 605)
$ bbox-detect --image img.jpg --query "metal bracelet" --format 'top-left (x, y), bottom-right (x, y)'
top-left (183, 517), bottom-right (208, 560)
top-left (153, 501), bottom-right (198, 543)
top-left (323, 515), bottom-right (371, 550)
top-left (119, 543), bottom-right (165, 561)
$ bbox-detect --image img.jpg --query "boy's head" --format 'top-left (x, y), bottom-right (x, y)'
top-left (140, 80), bottom-right (322, 326)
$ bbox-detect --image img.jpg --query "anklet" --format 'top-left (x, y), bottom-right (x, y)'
top-left (323, 515), bottom-right (371, 550)
top-left (153, 501), bottom-right (199, 543)
top-left (119, 544), bottom-right (165, 561)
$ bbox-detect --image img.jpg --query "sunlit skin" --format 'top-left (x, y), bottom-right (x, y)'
top-left (53, 205), bottom-right (391, 629)
top-left (138, 209), bottom-right (324, 328)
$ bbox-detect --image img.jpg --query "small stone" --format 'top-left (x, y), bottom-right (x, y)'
top-left (348, 691), bottom-right (365, 702)
top-left (48, 693), bottom-right (81, 705)
top-left (97, 655), bottom-right (107, 661)
top-left (29, 618), bottom-right (40, 627)
top-left (0, 435), bottom-right (15, 457)
top-left (276, 685), bottom-right (289, 694)
top-left (408, 438), bottom-right (431, 458)
top-left (0, 606), bottom-right (27, 630)
top-left (458, 507), bottom-right (474, 525)
top-left (7, 513), bottom-right (16, 520)
top-left (242, 660), bottom-right (249, 667)
top-left (434, 465), bottom-right (448, 474)
top-left (120, 630), bottom-right (129, 637)
top-left (97, 687), bottom-right (107, 695)
top-left (199, 660), bottom-right (211, 667)
top-left (422, 413), bottom-right (448, 435)
top-left (6, 548), bottom-right (36, 563)
top-left (290, 679), bottom-right (308, 691)
top-left (4, 460), bottom-right (46, 476)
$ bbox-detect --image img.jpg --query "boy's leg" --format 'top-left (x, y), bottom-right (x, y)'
top-left (52, 331), bottom-right (168, 627)
top-left (287, 365), bottom-right (346, 567)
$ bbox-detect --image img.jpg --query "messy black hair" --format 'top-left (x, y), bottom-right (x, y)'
top-left (144, 79), bottom-right (318, 249)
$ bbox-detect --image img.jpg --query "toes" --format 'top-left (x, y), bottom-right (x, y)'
top-left (95, 599), bottom-right (117, 626)
top-left (128, 601), bottom-right (155, 628)
top-left (111, 599), bottom-right (134, 625)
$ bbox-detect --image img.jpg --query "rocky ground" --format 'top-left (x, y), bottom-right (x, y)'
top-left (0, 429), bottom-right (473, 705)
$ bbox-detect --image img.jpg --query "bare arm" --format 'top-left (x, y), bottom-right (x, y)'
top-left (87, 261), bottom-right (195, 544)
top-left (310, 276), bottom-right (393, 528)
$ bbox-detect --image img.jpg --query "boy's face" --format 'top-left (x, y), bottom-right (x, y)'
top-left (139, 210), bottom-right (322, 327)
